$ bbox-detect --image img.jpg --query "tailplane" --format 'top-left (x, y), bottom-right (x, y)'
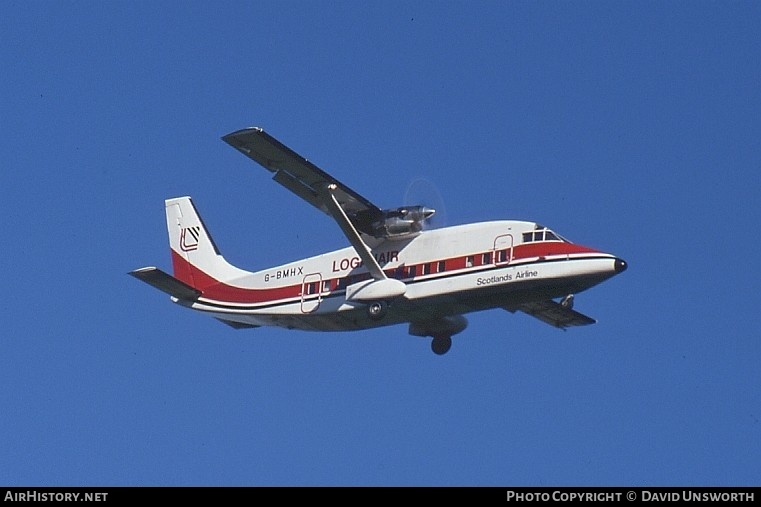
top-left (129, 267), bottom-right (201, 301)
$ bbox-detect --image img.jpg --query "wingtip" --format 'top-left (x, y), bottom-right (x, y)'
top-left (129, 266), bottom-right (157, 276)
top-left (221, 126), bottom-right (264, 142)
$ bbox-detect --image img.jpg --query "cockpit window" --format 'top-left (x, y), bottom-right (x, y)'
top-left (523, 228), bottom-right (564, 243)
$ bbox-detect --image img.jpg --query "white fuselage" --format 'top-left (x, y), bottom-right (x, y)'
top-left (175, 220), bottom-right (621, 332)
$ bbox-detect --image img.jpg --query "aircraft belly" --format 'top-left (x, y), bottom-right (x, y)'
top-left (190, 298), bottom-right (384, 332)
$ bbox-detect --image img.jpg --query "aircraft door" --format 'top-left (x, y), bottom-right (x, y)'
top-left (494, 234), bottom-right (514, 265)
top-left (300, 273), bottom-right (323, 313)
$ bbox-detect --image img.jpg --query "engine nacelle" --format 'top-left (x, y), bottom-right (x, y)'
top-left (371, 206), bottom-right (435, 238)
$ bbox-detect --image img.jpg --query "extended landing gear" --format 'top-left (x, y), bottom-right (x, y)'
top-left (431, 335), bottom-right (452, 355)
top-left (366, 301), bottom-right (388, 321)
top-left (409, 315), bottom-right (467, 356)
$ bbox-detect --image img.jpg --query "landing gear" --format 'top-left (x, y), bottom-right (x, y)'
top-left (408, 316), bottom-right (466, 355)
top-left (367, 301), bottom-right (388, 320)
top-left (431, 335), bottom-right (452, 355)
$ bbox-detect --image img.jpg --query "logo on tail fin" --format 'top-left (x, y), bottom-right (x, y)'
top-left (180, 226), bottom-right (201, 251)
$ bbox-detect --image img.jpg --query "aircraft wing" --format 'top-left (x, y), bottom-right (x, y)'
top-left (505, 300), bottom-right (596, 329)
top-left (223, 127), bottom-right (389, 280)
top-left (222, 127), bottom-right (383, 221)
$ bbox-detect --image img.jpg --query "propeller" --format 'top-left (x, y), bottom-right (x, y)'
top-left (403, 177), bottom-right (447, 230)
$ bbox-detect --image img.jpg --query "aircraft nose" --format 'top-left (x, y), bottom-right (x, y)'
top-left (614, 258), bottom-right (628, 274)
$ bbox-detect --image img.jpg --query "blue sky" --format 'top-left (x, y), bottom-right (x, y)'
top-left (1, 1), bottom-right (759, 486)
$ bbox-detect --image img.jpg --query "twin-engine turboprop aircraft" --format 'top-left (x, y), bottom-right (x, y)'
top-left (131, 127), bottom-right (627, 354)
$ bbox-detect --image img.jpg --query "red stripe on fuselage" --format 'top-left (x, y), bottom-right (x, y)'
top-left (171, 242), bottom-right (604, 305)
top-left (171, 249), bottom-right (300, 303)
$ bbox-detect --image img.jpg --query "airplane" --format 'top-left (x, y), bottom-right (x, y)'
top-left (130, 127), bottom-right (627, 355)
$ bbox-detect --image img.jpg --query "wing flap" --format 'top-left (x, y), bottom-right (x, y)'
top-left (130, 267), bottom-right (201, 301)
top-left (506, 300), bottom-right (596, 329)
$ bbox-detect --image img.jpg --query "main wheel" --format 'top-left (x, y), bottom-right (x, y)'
top-left (431, 335), bottom-right (452, 355)
top-left (367, 301), bottom-right (388, 321)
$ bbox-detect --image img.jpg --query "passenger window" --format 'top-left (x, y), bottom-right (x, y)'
top-left (322, 280), bottom-right (330, 293)
top-left (407, 266), bottom-right (417, 278)
top-left (466, 256), bottom-right (474, 268)
top-left (483, 252), bottom-right (492, 264)
top-left (438, 261), bottom-right (446, 273)
top-left (499, 250), bottom-right (509, 263)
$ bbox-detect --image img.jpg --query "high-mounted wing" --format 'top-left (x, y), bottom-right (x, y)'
top-left (224, 127), bottom-right (393, 280)
top-left (505, 300), bottom-right (596, 329)
top-left (223, 127), bottom-right (436, 241)
top-left (222, 127), bottom-right (383, 221)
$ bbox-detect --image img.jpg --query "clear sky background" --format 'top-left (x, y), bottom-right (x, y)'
top-left (1, 1), bottom-right (759, 486)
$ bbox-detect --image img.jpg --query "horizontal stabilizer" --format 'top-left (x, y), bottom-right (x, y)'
top-left (505, 300), bottom-right (596, 329)
top-left (130, 267), bottom-right (201, 301)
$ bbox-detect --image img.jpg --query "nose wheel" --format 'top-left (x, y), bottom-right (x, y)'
top-left (431, 334), bottom-right (452, 355)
